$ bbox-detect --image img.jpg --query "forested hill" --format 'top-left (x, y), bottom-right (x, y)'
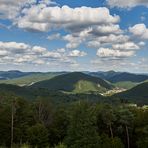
top-left (114, 82), bottom-right (148, 104)
top-left (90, 71), bottom-right (148, 83)
top-left (30, 72), bottom-right (113, 93)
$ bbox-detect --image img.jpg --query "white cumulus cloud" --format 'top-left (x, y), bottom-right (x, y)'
top-left (107, 0), bottom-right (148, 8)
top-left (47, 33), bottom-right (61, 41)
top-left (97, 47), bottom-right (135, 58)
top-left (129, 24), bottom-right (148, 39)
top-left (90, 24), bottom-right (122, 36)
top-left (112, 42), bottom-right (140, 50)
top-left (0, 41), bottom-right (86, 67)
top-left (69, 50), bottom-right (87, 57)
top-left (16, 5), bottom-right (120, 32)
top-left (0, 0), bottom-right (55, 20)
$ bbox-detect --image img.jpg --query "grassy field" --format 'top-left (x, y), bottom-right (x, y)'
top-left (113, 81), bottom-right (139, 89)
top-left (73, 80), bottom-right (106, 93)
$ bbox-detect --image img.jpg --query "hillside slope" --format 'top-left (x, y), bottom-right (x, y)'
top-left (113, 81), bottom-right (139, 89)
top-left (0, 72), bottom-right (65, 86)
top-left (114, 82), bottom-right (148, 104)
top-left (31, 72), bottom-right (113, 93)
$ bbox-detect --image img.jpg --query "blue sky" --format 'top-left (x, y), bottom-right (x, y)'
top-left (0, 0), bottom-right (148, 72)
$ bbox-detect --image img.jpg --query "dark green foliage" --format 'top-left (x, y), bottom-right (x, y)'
top-left (13, 98), bottom-right (35, 144)
top-left (0, 84), bottom-right (112, 104)
top-left (65, 101), bottom-right (100, 148)
top-left (27, 123), bottom-right (49, 148)
top-left (0, 105), bottom-right (11, 146)
top-left (116, 108), bottom-right (134, 148)
top-left (48, 108), bottom-right (69, 146)
top-left (117, 108), bottom-right (134, 126)
top-left (136, 137), bottom-right (148, 148)
top-left (100, 134), bottom-right (124, 148)
top-left (33, 97), bottom-right (53, 126)
top-left (131, 108), bottom-right (148, 148)
top-left (0, 84), bottom-right (37, 100)
top-left (0, 90), bottom-right (147, 147)
top-left (96, 104), bottom-right (116, 138)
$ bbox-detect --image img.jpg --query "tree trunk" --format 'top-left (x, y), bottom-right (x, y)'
top-left (38, 100), bottom-right (41, 121)
top-left (109, 123), bottom-right (113, 139)
top-left (11, 101), bottom-right (14, 148)
top-left (126, 125), bottom-right (130, 148)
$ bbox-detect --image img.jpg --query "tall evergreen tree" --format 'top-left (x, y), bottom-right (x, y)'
top-left (117, 108), bottom-right (134, 148)
top-left (27, 123), bottom-right (49, 148)
top-left (65, 101), bottom-right (100, 148)
top-left (97, 104), bottom-right (116, 138)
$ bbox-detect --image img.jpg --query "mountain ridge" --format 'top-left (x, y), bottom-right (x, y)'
top-left (89, 71), bottom-right (148, 83)
top-left (30, 72), bottom-right (113, 93)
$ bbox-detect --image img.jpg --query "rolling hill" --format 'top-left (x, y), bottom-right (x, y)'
top-left (108, 72), bottom-right (148, 83)
top-left (0, 70), bottom-right (34, 80)
top-left (0, 70), bottom-right (147, 90)
top-left (114, 82), bottom-right (148, 104)
top-left (0, 72), bottom-right (66, 86)
top-left (31, 72), bottom-right (113, 93)
top-left (90, 70), bottom-right (120, 81)
top-left (90, 71), bottom-right (148, 83)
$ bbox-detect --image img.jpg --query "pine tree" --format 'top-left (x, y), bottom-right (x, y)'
top-left (65, 101), bottom-right (100, 148)
top-left (27, 123), bottom-right (49, 148)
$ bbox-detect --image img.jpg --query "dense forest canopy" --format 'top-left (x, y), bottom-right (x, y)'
top-left (0, 92), bottom-right (148, 148)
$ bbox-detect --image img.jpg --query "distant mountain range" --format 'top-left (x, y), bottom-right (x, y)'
top-left (0, 71), bottom-right (147, 104)
top-left (0, 70), bottom-right (147, 89)
top-left (89, 71), bottom-right (148, 83)
top-left (0, 70), bottom-right (34, 80)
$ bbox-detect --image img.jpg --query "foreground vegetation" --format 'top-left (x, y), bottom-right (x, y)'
top-left (0, 94), bottom-right (148, 148)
